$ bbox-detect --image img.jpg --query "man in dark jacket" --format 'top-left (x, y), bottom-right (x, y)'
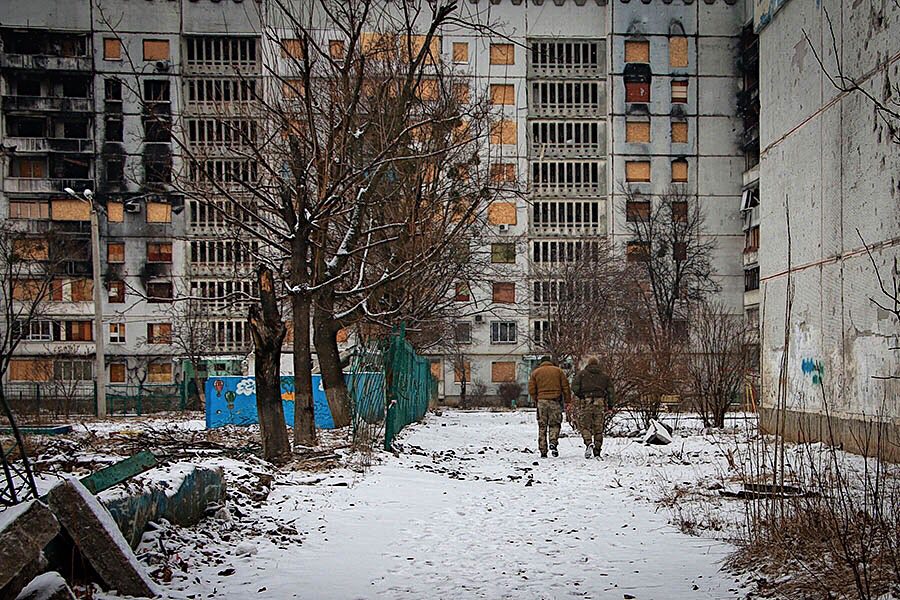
top-left (572, 357), bottom-right (614, 458)
top-left (528, 357), bottom-right (571, 458)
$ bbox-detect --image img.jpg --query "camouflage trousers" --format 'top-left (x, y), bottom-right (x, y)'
top-left (578, 398), bottom-right (607, 449)
top-left (536, 399), bottom-right (563, 455)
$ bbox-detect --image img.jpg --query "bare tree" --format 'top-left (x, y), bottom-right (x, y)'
top-left (685, 300), bottom-right (750, 428)
top-left (168, 296), bottom-right (216, 411)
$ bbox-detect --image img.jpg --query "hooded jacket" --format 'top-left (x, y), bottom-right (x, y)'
top-left (572, 363), bottom-right (614, 407)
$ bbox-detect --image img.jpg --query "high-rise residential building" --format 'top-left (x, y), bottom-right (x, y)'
top-left (1, 0), bottom-right (750, 409)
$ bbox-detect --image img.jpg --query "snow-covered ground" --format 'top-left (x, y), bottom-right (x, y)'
top-left (133, 410), bottom-right (749, 599)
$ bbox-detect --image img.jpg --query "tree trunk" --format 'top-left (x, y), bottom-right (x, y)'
top-left (292, 292), bottom-right (317, 447)
top-left (248, 266), bottom-right (291, 462)
top-left (312, 299), bottom-right (352, 428)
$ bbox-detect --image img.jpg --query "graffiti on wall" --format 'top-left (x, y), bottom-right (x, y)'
top-left (801, 357), bottom-right (825, 386)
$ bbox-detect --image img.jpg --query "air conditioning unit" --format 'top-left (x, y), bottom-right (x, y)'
top-left (155, 60), bottom-right (171, 73)
top-left (124, 201), bottom-right (141, 213)
top-left (498, 224), bottom-right (511, 233)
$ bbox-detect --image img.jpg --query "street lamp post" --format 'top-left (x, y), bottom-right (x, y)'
top-left (65, 188), bottom-right (107, 417)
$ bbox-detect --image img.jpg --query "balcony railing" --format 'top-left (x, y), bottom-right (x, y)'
top-left (0, 54), bottom-right (92, 71)
top-left (3, 178), bottom-right (94, 194)
top-left (2, 95), bottom-right (93, 113)
top-left (5, 137), bottom-right (94, 153)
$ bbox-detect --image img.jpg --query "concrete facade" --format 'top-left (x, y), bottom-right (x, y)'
top-left (756, 0), bottom-right (900, 454)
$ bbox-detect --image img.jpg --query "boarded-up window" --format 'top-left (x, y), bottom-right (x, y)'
top-left (407, 35), bottom-right (440, 64)
top-left (454, 361), bottom-right (472, 383)
top-left (148, 362), bottom-right (173, 383)
top-left (490, 84), bottom-right (515, 105)
top-left (146, 202), bottom-right (172, 223)
top-left (51, 199), bottom-right (90, 221)
top-left (492, 282), bottom-right (515, 304)
top-left (107, 202), bottom-right (124, 223)
top-left (671, 80), bottom-right (688, 103)
top-left (626, 241), bottom-right (651, 263)
top-left (109, 362), bottom-right (127, 383)
top-left (453, 83), bottom-right (470, 103)
top-left (625, 81), bottom-right (650, 103)
top-left (625, 161), bottom-right (651, 183)
top-left (452, 42), bottom-right (469, 63)
top-left (490, 119), bottom-right (517, 145)
top-left (108, 280), bottom-right (125, 303)
top-left (71, 279), bottom-right (93, 302)
top-left (671, 159), bottom-right (688, 182)
top-left (13, 239), bottom-right (48, 261)
top-left (417, 79), bottom-right (439, 101)
top-left (336, 328), bottom-right (349, 343)
top-left (488, 202), bottom-right (517, 225)
top-left (489, 43), bottom-right (514, 65)
top-left (671, 121), bottom-right (688, 143)
top-left (65, 321), bottom-right (93, 341)
top-left (673, 241), bottom-right (688, 262)
top-left (329, 40), bottom-right (345, 59)
top-left (143, 39), bottom-right (169, 61)
top-left (104, 38), bottom-right (122, 60)
top-left (9, 201), bottom-right (49, 220)
top-left (491, 361), bottom-right (516, 383)
top-left (107, 243), bottom-right (125, 263)
top-left (669, 37), bottom-right (688, 68)
top-left (147, 323), bottom-right (172, 344)
top-left (9, 358), bottom-right (53, 382)
top-left (12, 279), bottom-right (42, 300)
top-left (491, 243), bottom-right (516, 264)
top-left (673, 200), bottom-right (689, 223)
top-left (361, 32), bottom-right (396, 58)
top-left (281, 38), bottom-right (302, 59)
top-left (430, 359), bottom-right (443, 381)
top-left (147, 242), bottom-right (172, 263)
top-left (282, 79), bottom-right (304, 99)
top-left (625, 120), bottom-right (650, 143)
top-left (626, 200), bottom-right (651, 222)
top-left (490, 163), bottom-right (517, 183)
top-left (625, 40), bottom-right (650, 63)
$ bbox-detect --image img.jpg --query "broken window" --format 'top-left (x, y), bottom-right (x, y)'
top-left (147, 322), bottom-right (173, 344)
top-left (455, 282), bottom-right (471, 302)
top-left (59, 320), bottom-right (93, 342)
top-left (673, 241), bottom-right (687, 262)
top-left (15, 78), bottom-right (41, 96)
top-left (672, 200), bottom-right (689, 223)
top-left (146, 281), bottom-right (174, 302)
top-left (108, 280), bottom-right (125, 303)
top-left (105, 157), bottom-right (124, 183)
top-left (8, 117), bottom-right (45, 137)
top-left (105, 117), bottom-right (123, 142)
top-left (61, 78), bottom-right (89, 98)
top-left (744, 266), bottom-right (760, 291)
top-left (454, 322), bottom-right (472, 344)
top-left (744, 226), bottom-right (760, 252)
top-left (105, 79), bottom-right (123, 101)
top-left (10, 158), bottom-right (46, 178)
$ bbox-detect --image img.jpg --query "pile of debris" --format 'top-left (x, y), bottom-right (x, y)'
top-left (0, 478), bottom-right (159, 599)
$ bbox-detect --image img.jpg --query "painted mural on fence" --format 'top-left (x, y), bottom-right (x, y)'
top-left (205, 374), bottom-right (384, 430)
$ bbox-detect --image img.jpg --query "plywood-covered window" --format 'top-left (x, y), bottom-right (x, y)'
top-left (490, 119), bottom-right (517, 145)
top-left (671, 159), bottom-right (688, 182)
top-left (361, 32), bottom-right (396, 58)
top-left (329, 40), bottom-right (345, 60)
top-left (417, 78), bottom-right (439, 101)
top-left (625, 81), bottom-right (650, 103)
top-left (148, 362), bottom-right (173, 383)
top-left (107, 202), bottom-right (124, 223)
top-left (491, 243), bottom-right (516, 264)
top-left (624, 40), bottom-right (649, 63)
top-left (51, 199), bottom-right (90, 221)
top-left (489, 43), bottom-right (514, 65)
top-left (671, 121), bottom-right (688, 143)
top-left (672, 200), bottom-right (689, 223)
top-left (669, 37), bottom-right (688, 67)
top-left (490, 163), bottom-right (517, 183)
top-left (626, 200), bottom-right (651, 222)
top-left (109, 362), bottom-right (127, 383)
top-left (406, 35), bottom-right (440, 64)
top-left (488, 202), bottom-right (517, 226)
top-left (143, 39), bottom-right (170, 61)
top-left (9, 201), bottom-right (49, 220)
top-left (11, 158), bottom-right (45, 178)
top-left (430, 359), bottom-right (443, 381)
top-left (671, 80), bottom-right (688, 103)
top-left (491, 361), bottom-right (516, 383)
top-left (625, 120), bottom-right (650, 143)
top-left (65, 321), bottom-right (93, 342)
top-left (452, 42), bottom-right (469, 63)
top-left (492, 282), bottom-right (515, 304)
top-left (8, 358), bottom-right (53, 382)
top-left (147, 242), bottom-right (172, 263)
top-left (13, 239), bottom-right (48, 261)
top-left (626, 241), bottom-right (650, 263)
top-left (625, 160), bottom-right (651, 183)
top-left (490, 84), bottom-right (515, 105)
top-left (107, 242), bottom-right (125, 263)
top-left (146, 202), bottom-right (172, 223)
top-left (147, 323), bottom-right (172, 344)
top-left (281, 38), bottom-right (302, 59)
top-left (454, 361), bottom-right (472, 383)
top-left (453, 83), bottom-right (470, 103)
top-left (71, 279), bottom-right (93, 302)
top-left (104, 38), bottom-right (122, 60)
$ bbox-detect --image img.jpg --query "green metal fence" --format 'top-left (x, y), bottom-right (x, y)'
top-left (106, 383), bottom-right (186, 415)
top-left (348, 325), bottom-right (436, 450)
top-left (5, 381), bottom-right (188, 419)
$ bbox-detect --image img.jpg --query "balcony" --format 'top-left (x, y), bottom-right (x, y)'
top-left (2, 95), bottom-right (93, 113)
top-left (5, 137), bottom-right (94, 153)
top-left (0, 54), bottom-right (92, 71)
top-left (3, 178), bottom-right (94, 194)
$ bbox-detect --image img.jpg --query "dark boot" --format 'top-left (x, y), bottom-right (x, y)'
top-left (550, 445), bottom-right (558, 458)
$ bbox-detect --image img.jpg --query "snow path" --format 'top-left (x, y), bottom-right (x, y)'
top-left (168, 410), bottom-right (745, 599)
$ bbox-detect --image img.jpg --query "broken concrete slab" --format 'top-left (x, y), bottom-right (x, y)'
top-left (101, 463), bottom-right (226, 548)
top-left (46, 478), bottom-right (158, 598)
top-left (14, 572), bottom-right (75, 600)
top-left (0, 552), bottom-right (47, 600)
top-left (0, 501), bottom-right (60, 590)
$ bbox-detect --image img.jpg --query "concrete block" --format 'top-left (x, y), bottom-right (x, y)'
top-left (0, 502), bottom-right (59, 590)
top-left (46, 479), bottom-right (158, 598)
top-left (0, 553), bottom-right (47, 600)
top-left (14, 572), bottom-right (75, 600)
top-left (101, 463), bottom-right (226, 548)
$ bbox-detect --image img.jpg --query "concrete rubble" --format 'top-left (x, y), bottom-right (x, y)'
top-left (13, 573), bottom-right (75, 600)
top-left (0, 501), bottom-right (59, 591)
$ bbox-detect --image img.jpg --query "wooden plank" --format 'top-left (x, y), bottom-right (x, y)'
top-left (79, 451), bottom-right (158, 495)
